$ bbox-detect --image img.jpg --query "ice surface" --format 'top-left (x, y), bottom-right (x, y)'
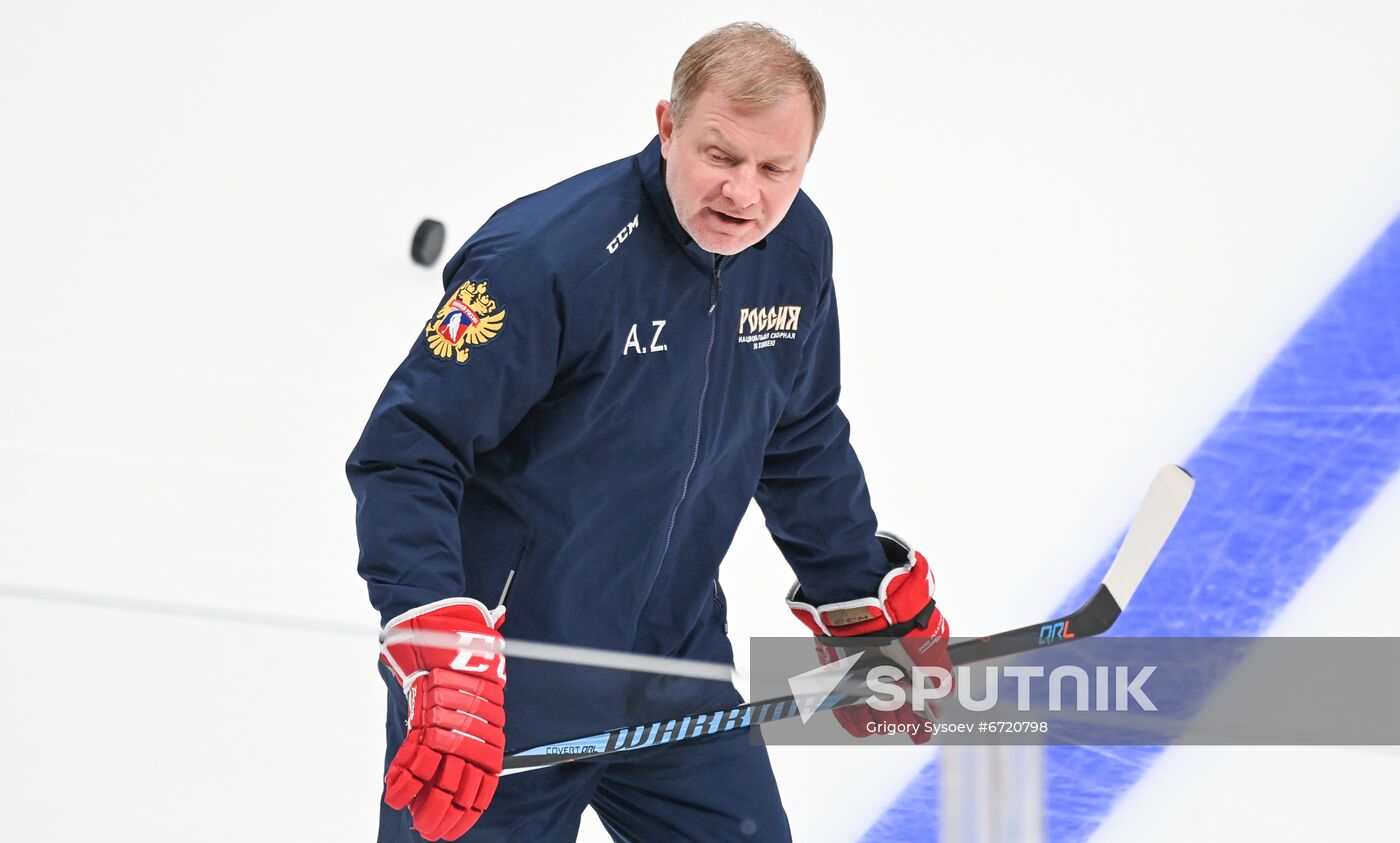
top-left (3, 3), bottom-right (1399, 841)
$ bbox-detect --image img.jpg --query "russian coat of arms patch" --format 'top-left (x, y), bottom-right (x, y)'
top-left (424, 280), bottom-right (506, 364)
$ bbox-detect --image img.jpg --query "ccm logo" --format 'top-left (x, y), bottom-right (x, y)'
top-left (607, 214), bottom-right (640, 254)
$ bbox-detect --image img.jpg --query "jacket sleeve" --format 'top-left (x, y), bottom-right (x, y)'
top-left (754, 269), bottom-right (892, 606)
top-left (347, 249), bottom-right (561, 624)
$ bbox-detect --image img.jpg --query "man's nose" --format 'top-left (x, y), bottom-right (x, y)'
top-left (722, 167), bottom-right (759, 209)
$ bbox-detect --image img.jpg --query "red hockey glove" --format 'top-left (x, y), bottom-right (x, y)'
top-left (786, 532), bottom-right (952, 745)
top-left (379, 598), bottom-right (507, 841)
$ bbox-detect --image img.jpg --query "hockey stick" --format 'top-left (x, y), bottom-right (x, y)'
top-left (500, 464), bottom-right (1194, 774)
top-left (0, 584), bottom-right (739, 684)
top-left (377, 631), bottom-right (740, 684)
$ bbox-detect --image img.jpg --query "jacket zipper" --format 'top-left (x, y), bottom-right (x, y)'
top-left (655, 255), bottom-right (725, 579)
top-left (708, 254), bottom-right (724, 312)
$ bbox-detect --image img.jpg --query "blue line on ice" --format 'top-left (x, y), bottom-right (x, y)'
top-left (862, 211), bottom-right (1400, 842)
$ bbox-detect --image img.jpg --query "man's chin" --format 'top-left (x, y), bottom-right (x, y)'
top-left (675, 210), bottom-right (764, 255)
top-left (692, 226), bottom-right (760, 256)
top-left (703, 242), bottom-right (746, 257)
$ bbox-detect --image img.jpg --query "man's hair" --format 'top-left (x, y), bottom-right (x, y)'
top-left (670, 22), bottom-right (826, 148)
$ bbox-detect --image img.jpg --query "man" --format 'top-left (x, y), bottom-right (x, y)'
top-left (349, 22), bottom-right (951, 842)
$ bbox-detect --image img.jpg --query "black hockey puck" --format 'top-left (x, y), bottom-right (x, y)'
top-left (411, 218), bottom-right (446, 266)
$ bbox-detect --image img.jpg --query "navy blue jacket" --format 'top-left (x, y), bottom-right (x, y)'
top-left (349, 137), bottom-right (890, 748)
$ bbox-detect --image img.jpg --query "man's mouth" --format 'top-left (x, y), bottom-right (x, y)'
top-left (710, 209), bottom-right (753, 226)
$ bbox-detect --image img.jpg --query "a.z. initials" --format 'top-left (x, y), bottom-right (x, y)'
top-left (1038, 620), bottom-right (1075, 645)
top-left (623, 320), bottom-right (668, 355)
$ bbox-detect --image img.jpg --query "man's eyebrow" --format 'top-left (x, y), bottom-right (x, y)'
top-left (700, 128), bottom-right (797, 165)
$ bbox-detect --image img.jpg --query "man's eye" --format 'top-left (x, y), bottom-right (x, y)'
top-left (765, 165), bottom-right (787, 176)
top-left (708, 150), bottom-right (731, 163)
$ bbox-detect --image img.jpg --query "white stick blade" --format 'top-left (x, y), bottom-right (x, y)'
top-left (1101, 464), bottom-right (1194, 608)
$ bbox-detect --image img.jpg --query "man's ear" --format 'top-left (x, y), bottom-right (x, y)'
top-left (656, 100), bottom-right (674, 157)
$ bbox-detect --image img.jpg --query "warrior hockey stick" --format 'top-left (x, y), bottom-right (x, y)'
top-left (500, 464), bottom-right (1194, 774)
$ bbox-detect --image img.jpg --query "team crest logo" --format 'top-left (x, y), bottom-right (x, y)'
top-left (424, 280), bottom-right (506, 363)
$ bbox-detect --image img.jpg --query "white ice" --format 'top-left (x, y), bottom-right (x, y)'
top-left (2, 2), bottom-right (1399, 841)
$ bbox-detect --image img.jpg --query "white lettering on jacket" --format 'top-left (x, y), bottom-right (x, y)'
top-left (607, 214), bottom-right (640, 254)
top-left (623, 320), bottom-right (668, 355)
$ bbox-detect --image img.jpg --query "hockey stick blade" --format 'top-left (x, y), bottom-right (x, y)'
top-left (943, 463), bottom-right (1193, 664)
top-left (500, 464), bottom-right (1194, 773)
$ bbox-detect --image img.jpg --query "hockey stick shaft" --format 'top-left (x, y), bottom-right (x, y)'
top-left (500, 465), bottom-right (1193, 774)
top-left (0, 582), bottom-right (739, 684)
top-left (500, 598), bottom-right (1104, 773)
top-left (379, 630), bottom-right (739, 683)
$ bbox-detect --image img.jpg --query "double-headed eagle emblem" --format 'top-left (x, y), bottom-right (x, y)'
top-left (424, 280), bottom-right (507, 364)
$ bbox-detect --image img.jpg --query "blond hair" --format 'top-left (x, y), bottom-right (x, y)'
top-left (670, 22), bottom-right (826, 147)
